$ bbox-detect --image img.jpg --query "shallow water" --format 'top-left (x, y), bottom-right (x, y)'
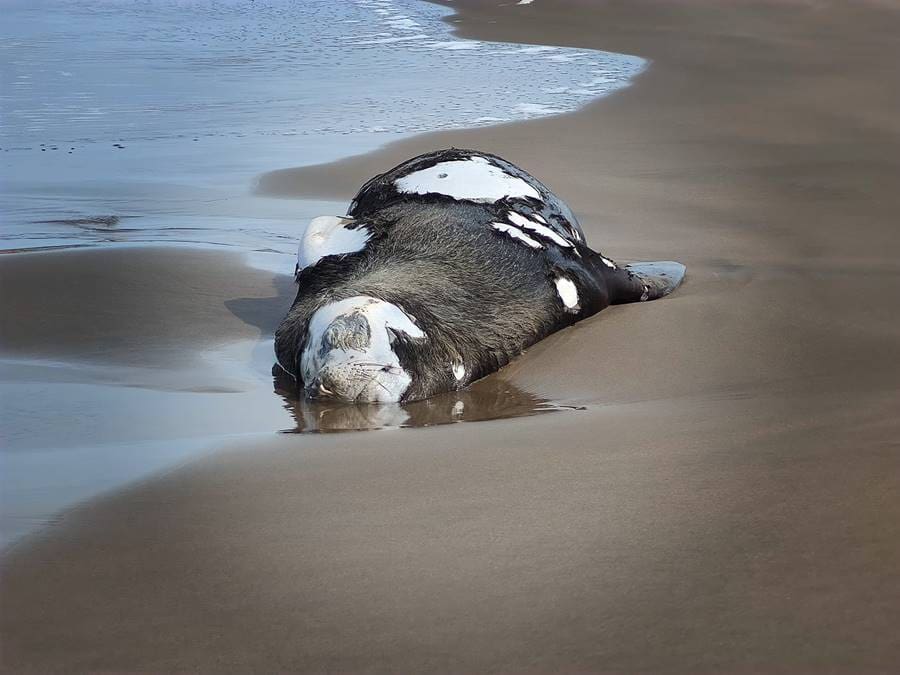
top-left (1, 0), bottom-right (643, 256)
top-left (0, 335), bottom-right (581, 547)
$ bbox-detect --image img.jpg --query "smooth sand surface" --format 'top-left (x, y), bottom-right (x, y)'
top-left (0, 246), bottom-right (295, 367)
top-left (3, 1), bottom-right (900, 671)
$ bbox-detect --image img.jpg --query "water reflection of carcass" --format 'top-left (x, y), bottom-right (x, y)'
top-left (273, 367), bottom-right (567, 433)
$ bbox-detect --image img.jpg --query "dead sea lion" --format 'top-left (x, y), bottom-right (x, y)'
top-left (275, 148), bottom-right (685, 402)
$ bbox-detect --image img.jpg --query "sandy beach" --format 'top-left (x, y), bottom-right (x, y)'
top-left (3, 0), bottom-right (900, 671)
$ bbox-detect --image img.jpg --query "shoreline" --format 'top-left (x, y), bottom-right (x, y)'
top-left (258, 0), bottom-right (654, 204)
top-left (3, 0), bottom-right (900, 671)
top-left (0, 0), bottom-right (648, 549)
top-left (2, 0), bottom-right (645, 261)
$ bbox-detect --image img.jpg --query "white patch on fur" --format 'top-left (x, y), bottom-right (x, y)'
top-left (531, 213), bottom-right (548, 224)
top-left (300, 296), bottom-right (425, 402)
top-left (507, 211), bottom-right (572, 247)
top-left (395, 156), bottom-right (541, 203)
top-left (600, 256), bottom-right (616, 269)
top-left (555, 277), bottom-right (579, 310)
top-left (297, 215), bottom-right (370, 273)
top-left (491, 222), bottom-right (543, 249)
top-left (452, 362), bottom-right (466, 381)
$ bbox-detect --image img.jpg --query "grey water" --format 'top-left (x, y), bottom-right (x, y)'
top-left (1, 0), bottom-right (644, 258)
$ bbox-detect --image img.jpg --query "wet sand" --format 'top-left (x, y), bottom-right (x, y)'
top-left (3, 0), bottom-right (900, 672)
top-left (0, 246), bottom-right (294, 366)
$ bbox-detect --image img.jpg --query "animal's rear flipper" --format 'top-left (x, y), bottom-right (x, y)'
top-left (606, 260), bottom-right (686, 304)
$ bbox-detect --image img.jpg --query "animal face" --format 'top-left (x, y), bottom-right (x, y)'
top-left (299, 295), bottom-right (426, 402)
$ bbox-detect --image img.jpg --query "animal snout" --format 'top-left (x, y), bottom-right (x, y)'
top-left (306, 361), bottom-right (407, 403)
top-left (308, 367), bottom-right (343, 400)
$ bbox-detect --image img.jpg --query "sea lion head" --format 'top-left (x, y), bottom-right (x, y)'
top-left (299, 295), bottom-right (426, 403)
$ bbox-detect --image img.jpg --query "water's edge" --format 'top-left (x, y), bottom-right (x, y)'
top-left (0, 0), bottom-right (649, 549)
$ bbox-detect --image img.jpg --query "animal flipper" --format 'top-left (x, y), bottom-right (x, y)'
top-left (604, 259), bottom-right (686, 304)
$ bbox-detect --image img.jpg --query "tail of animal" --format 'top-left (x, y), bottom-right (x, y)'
top-left (604, 260), bottom-right (686, 304)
